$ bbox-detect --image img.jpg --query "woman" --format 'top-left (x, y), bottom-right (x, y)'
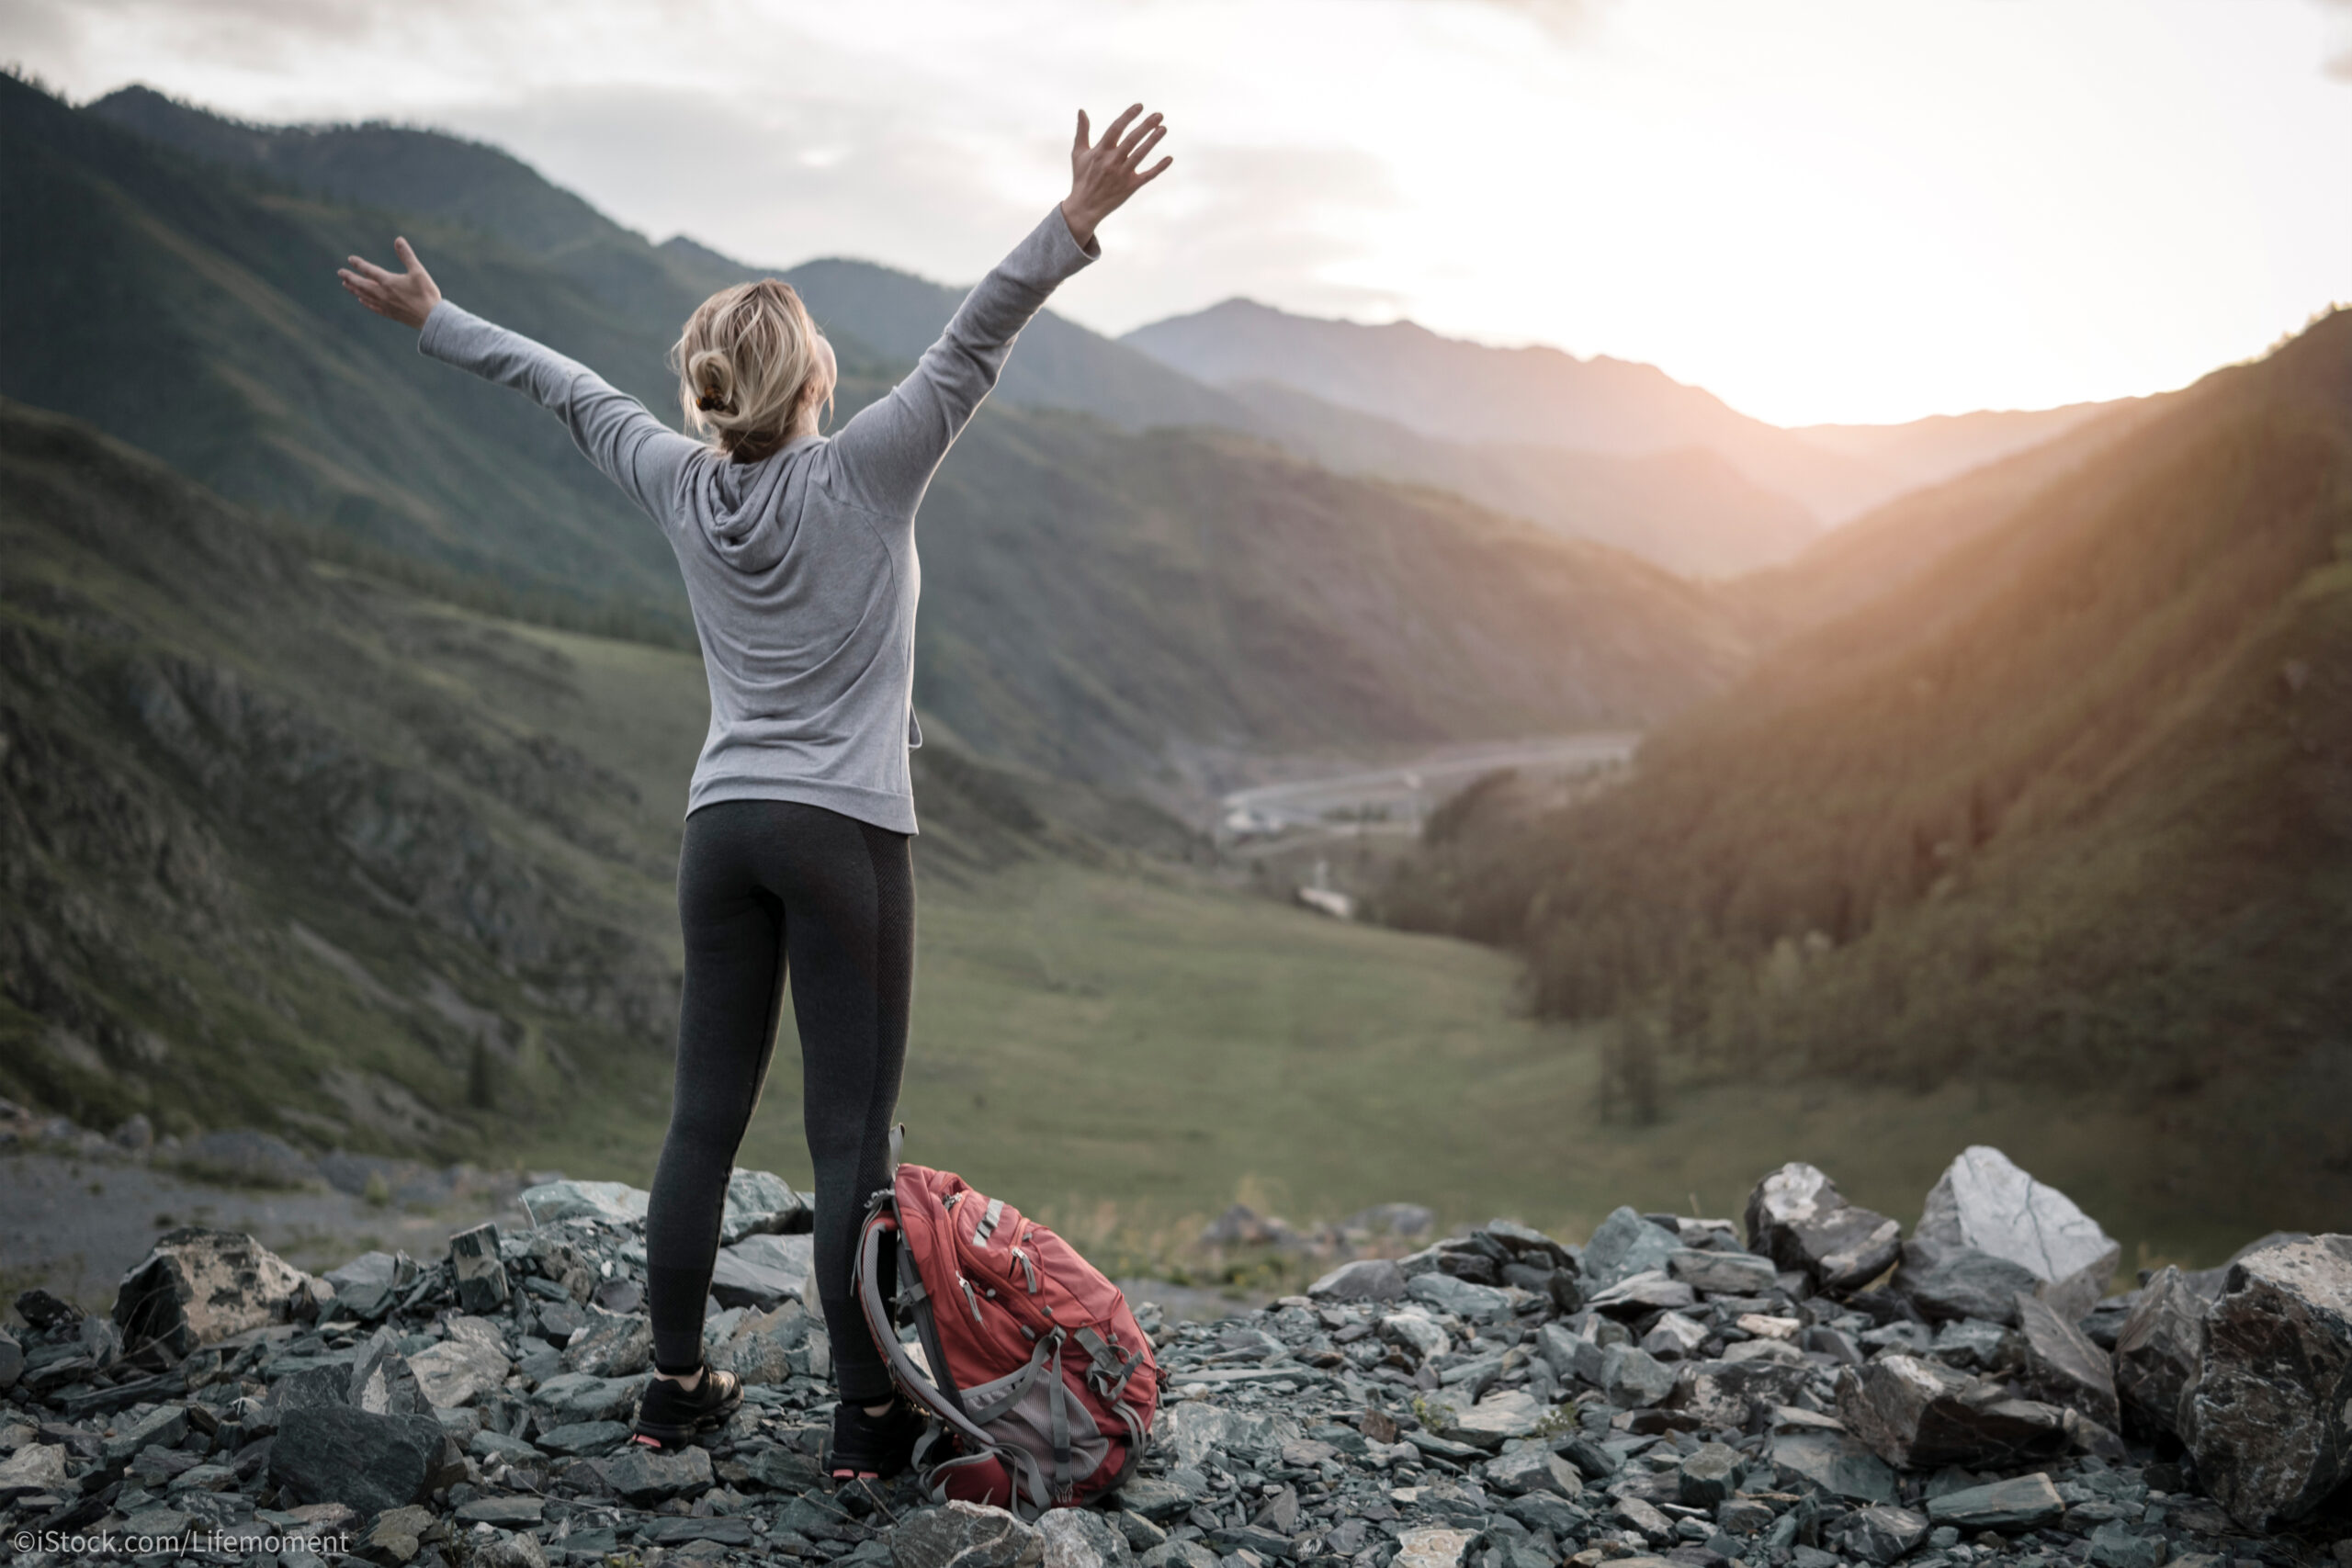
top-left (339, 103), bottom-right (1171, 1478)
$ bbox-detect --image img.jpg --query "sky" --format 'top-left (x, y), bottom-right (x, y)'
top-left (6, 0), bottom-right (2347, 426)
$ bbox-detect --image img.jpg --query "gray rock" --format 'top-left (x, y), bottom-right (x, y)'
top-left (111, 1226), bottom-right (310, 1356)
top-left (600, 1439), bottom-right (713, 1503)
top-left (1666, 1358), bottom-right (1814, 1430)
top-left (1837, 1505), bottom-right (1929, 1565)
top-left (0, 1442), bottom-right (68, 1501)
top-left (517, 1179), bottom-right (650, 1227)
top-left (0, 1327), bottom-right (19, 1392)
top-left (1893, 1235), bottom-right (2043, 1325)
top-left (268, 1404), bottom-right (456, 1515)
top-left (101, 1402), bottom-right (188, 1462)
top-left (532, 1371), bottom-right (645, 1425)
top-left (560, 1307), bottom-right (652, 1377)
top-left (347, 1326), bottom-right (433, 1415)
top-left (448, 1222), bottom-right (510, 1313)
top-left (1911, 1146), bottom-right (2121, 1321)
top-left (1641, 1310), bottom-right (1709, 1359)
top-left (472, 1530), bottom-right (548, 1568)
top-left (1597, 1344), bottom-right (1676, 1408)
top-left (1924, 1472), bottom-right (2064, 1531)
top-left (1483, 1444), bottom-right (1581, 1497)
top-left (1678, 1442), bottom-right (1741, 1508)
top-left (1432, 1388), bottom-right (1545, 1449)
top-left (1137, 1544), bottom-right (1219, 1568)
top-left (709, 1300), bottom-right (808, 1383)
top-left (1408, 1270), bottom-right (1511, 1320)
top-left (1927, 1317), bottom-right (2015, 1371)
top-left (710, 1231), bottom-right (813, 1309)
top-left (1746, 1163), bottom-right (1904, 1292)
top-left (408, 1315), bottom-right (513, 1407)
top-left (1767, 1431), bottom-right (1898, 1505)
top-left (1582, 1208), bottom-right (1682, 1292)
top-left (1041, 1506), bottom-right (1133, 1568)
top-left (2113, 1266), bottom-right (2204, 1438)
top-left (456, 1495), bottom-right (547, 1528)
top-left (2086, 1519), bottom-right (2165, 1568)
top-left (1836, 1355), bottom-right (2070, 1471)
top-left (893, 1501), bottom-right (1046, 1568)
top-left (1309, 1258), bottom-right (1408, 1303)
top-left (533, 1418), bottom-right (632, 1455)
top-left (1114, 1476), bottom-right (1198, 1524)
top-left (719, 1166), bottom-right (813, 1242)
top-left (2181, 1233), bottom-right (2352, 1530)
top-left (2010, 1292), bottom-right (2119, 1428)
top-left (1586, 1270), bottom-right (1698, 1317)
top-left (1668, 1247), bottom-right (1780, 1297)
top-left (1611, 1495), bottom-right (1676, 1545)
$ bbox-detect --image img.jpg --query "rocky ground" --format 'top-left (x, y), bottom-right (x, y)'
top-left (0, 1145), bottom-right (2346, 1568)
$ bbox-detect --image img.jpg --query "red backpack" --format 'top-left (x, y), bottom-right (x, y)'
top-left (853, 1152), bottom-right (1160, 1517)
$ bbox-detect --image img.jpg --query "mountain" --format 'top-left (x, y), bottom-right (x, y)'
top-left (0, 396), bottom-right (1173, 1149)
top-left (81, 87), bottom-right (1863, 578)
top-left (1124, 297), bottom-right (2127, 528)
top-left (1221, 378), bottom-right (1819, 579)
top-left (1381, 308), bottom-right (2352, 1169)
top-left (10, 75), bottom-right (1755, 800)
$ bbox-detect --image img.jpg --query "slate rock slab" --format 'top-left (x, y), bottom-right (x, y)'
top-left (1668, 1247), bottom-right (1780, 1298)
top-left (560, 1306), bottom-right (652, 1377)
top-left (268, 1404), bottom-right (455, 1515)
top-left (448, 1222), bottom-right (510, 1314)
top-left (1767, 1430), bottom-right (1898, 1505)
top-left (0, 1442), bottom-right (68, 1501)
top-left (2011, 1292), bottom-right (2120, 1429)
top-left (1836, 1504), bottom-right (1929, 1565)
top-left (719, 1166), bottom-right (813, 1243)
top-left (2181, 1233), bottom-right (2352, 1531)
top-left (1925, 1472), bottom-right (2064, 1531)
top-left (1746, 1163), bottom-right (1904, 1292)
top-left (1309, 1258), bottom-right (1408, 1303)
top-left (1893, 1235), bottom-right (2043, 1325)
top-left (1677, 1442), bottom-right (1741, 1508)
top-left (710, 1232), bottom-right (814, 1309)
top-left (1040, 1505), bottom-right (1134, 1568)
top-left (409, 1316), bottom-right (513, 1408)
top-left (2113, 1265), bottom-right (2205, 1438)
top-left (601, 1438), bottom-right (713, 1503)
top-left (518, 1179), bottom-right (650, 1227)
top-left (1408, 1271), bottom-right (1510, 1321)
top-left (112, 1226), bottom-right (309, 1356)
top-left (1582, 1208), bottom-right (1682, 1293)
top-left (1484, 1444), bottom-right (1581, 1497)
top-left (1909, 1146), bottom-right (2121, 1321)
top-left (894, 1501), bottom-right (1047, 1568)
top-left (1836, 1355), bottom-right (2070, 1471)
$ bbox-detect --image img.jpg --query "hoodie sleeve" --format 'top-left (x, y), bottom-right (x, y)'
top-left (418, 300), bottom-right (697, 528)
top-left (825, 204), bottom-right (1100, 523)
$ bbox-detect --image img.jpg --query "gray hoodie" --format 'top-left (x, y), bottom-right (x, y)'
top-left (416, 202), bottom-right (1101, 833)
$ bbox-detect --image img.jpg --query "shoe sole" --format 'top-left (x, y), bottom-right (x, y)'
top-left (630, 1377), bottom-right (744, 1449)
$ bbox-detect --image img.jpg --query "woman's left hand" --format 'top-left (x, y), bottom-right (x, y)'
top-left (338, 237), bottom-right (443, 330)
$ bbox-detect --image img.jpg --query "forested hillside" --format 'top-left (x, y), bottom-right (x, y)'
top-left (1384, 310), bottom-right (2352, 1168)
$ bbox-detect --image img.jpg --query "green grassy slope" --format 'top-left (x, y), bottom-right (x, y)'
top-left (1379, 310), bottom-right (2352, 1223)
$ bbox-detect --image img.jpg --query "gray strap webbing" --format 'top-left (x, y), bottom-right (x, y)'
top-left (973, 1196), bottom-right (1006, 1247)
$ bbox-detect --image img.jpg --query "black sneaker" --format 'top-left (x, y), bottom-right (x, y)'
top-left (827, 1397), bottom-right (925, 1480)
top-left (630, 1362), bottom-right (743, 1450)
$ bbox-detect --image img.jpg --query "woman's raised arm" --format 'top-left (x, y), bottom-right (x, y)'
top-left (340, 239), bottom-right (696, 528)
top-left (826, 104), bottom-right (1172, 523)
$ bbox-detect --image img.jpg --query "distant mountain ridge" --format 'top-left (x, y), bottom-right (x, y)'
top-left (83, 85), bottom-right (1860, 578)
top-left (1122, 296), bottom-right (2123, 526)
top-left (6, 74), bottom-right (1757, 802)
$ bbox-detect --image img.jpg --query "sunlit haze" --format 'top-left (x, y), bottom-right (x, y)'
top-left (9, 0), bottom-right (2347, 425)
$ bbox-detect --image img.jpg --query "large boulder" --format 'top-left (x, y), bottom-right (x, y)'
top-left (517, 1179), bottom-right (650, 1226)
top-left (268, 1404), bottom-right (460, 1516)
top-left (1835, 1354), bottom-right (2070, 1470)
top-left (2112, 1265), bottom-right (2205, 1438)
top-left (2180, 1234), bottom-right (2352, 1531)
top-left (112, 1227), bottom-right (308, 1355)
top-left (1744, 1163), bottom-right (1903, 1293)
top-left (1895, 1148), bottom-right (2120, 1323)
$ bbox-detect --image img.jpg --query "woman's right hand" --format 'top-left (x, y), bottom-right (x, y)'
top-left (1061, 104), bottom-right (1172, 250)
top-left (338, 237), bottom-right (443, 331)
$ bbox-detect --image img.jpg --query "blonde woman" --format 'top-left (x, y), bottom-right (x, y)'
top-left (339, 104), bottom-right (1171, 1476)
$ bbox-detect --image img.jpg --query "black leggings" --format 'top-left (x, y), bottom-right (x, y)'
top-left (643, 797), bottom-right (912, 1404)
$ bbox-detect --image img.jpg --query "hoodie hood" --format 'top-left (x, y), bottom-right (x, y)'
top-left (693, 433), bottom-right (829, 575)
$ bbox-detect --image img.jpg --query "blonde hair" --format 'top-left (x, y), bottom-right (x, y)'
top-left (670, 278), bottom-right (833, 463)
